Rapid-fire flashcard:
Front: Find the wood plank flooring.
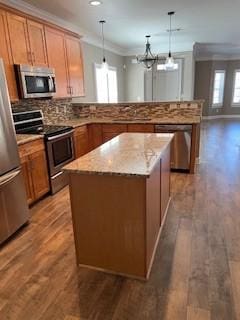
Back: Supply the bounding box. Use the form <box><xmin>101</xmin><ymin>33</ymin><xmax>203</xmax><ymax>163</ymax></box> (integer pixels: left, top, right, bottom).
<box><xmin>0</xmin><ymin>119</ymin><xmax>240</xmax><ymax>320</ymax></box>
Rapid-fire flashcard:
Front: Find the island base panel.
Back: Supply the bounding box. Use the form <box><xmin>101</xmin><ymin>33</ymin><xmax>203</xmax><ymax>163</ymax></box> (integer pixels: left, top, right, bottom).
<box><xmin>69</xmin><ymin>174</ymin><xmax>147</xmax><ymax>278</ymax></box>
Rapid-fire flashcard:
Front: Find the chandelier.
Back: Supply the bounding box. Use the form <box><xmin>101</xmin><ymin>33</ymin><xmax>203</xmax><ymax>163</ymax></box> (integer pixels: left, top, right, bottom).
<box><xmin>137</xmin><ymin>35</ymin><xmax>158</xmax><ymax>69</ymax></box>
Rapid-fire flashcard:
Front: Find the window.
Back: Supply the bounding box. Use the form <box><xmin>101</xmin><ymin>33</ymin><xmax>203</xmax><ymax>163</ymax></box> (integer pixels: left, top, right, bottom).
<box><xmin>95</xmin><ymin>64</ymin><xmax>118</xmax><ymax>103</ymax></box>
<box><xmin>232</xmin><ymin>70</ymin><xmax>240</xmax><ymax>105</ymax></box>
<box><xmin>212</xmin><ymin>70</ymin><xmax>225</xmax><ymax>106</ymax></box>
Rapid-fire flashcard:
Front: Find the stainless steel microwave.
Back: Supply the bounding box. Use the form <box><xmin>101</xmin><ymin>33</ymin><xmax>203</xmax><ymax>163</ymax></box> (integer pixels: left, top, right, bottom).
<box><xmin>15</xmin><ymin>64</ymin><xmax>56</xmax><ymax>99</ymax></box>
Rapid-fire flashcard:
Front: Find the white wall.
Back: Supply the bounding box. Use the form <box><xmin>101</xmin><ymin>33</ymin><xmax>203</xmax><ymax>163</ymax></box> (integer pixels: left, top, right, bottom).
<box><xmin>73</xmin><ymin>41</ymin><xmax>125</xmax><ymax>103</ymax></box>
<box><xmin>124</xmin><ymin>57</ymin><xmax>145</xmax><ymax>102</ymax></box>
<box><xmin>73</xmin><ymin>44</ymin><xmax>195</xmax><ymax>103</ymax></box>
<box><xmin>123</xmin><ymin>51</ymin><xmax>195</xmax><ymax>102</ymax></box>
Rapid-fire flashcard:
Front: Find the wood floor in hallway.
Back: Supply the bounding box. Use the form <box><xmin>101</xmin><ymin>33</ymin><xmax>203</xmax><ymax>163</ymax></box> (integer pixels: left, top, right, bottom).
<box><xmin>0</xmin><ymin>119</ymin><xmax>240</xmax><ymax>320</ymax></box>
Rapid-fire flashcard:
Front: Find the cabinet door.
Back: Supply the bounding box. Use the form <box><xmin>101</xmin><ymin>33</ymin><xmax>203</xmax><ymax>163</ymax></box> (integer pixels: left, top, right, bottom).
<box><xmin>30</xmin><ymin>150</ymin><xmax>50</xmax><ymax>200</ymax></box>
<box><xmin>6</xmin><ymin>13</ymin><xmax>31</xmax><ymax>65</ymax></box>
<box><xmin>0</xmin><ymin>9</ymin><xmax>18</xmax><ymax>101</ymax></box>
<box><xmin>74</xmin><ymin>126</ymin><xmax>89</xmax><ymax>158</ymax></box>
<box><xmin>102</xmin><ymin>132</ymin><xmax>120</xmax><ymax>143</ymax></box>
<box><xmin>88</xmin><ymin>124</ymin><xmax>103</xmax><ymax>150</ymax></box>
<box><xmin>45</xmin><ymin>27</ymin><xmax>69</xmax><ymax>97</ymax></box>
<box><xmin>27</xmin><ymin>19</ymin><xmax>48</xmax><ymax>67</ymax></box>
<box><xmin>65</xmin><ymin>36</ymin><xmax>84</xmax><ymax>97</ymax></box>
<box><xmin>20</xmin><ymin>155</ymin><xmax>35</xmax><ymax>205</ymax></box>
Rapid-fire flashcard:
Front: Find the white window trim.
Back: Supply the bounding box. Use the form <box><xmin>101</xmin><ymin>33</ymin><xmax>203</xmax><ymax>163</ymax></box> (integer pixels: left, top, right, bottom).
<box><xmin>212</xmin><ymin>70</ymin><xmax>225</xmax><ymax>108</ymax></box>
<box><xmin>232</xmin><ymin>69</ymin><xmax>240</xmax><ymax>107</ymax></box>
<box><xmin>94</xmin><ymin>63</ymin><xmax>118</xmax><ymax>103</ymax></box>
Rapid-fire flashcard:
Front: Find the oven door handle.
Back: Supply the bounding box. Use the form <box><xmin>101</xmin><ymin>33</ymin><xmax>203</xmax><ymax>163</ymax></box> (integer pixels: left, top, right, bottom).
<box><xmin>47</xmin><ymin>130</ymin><xmax>74</xmax><ymax>141</ymax></box>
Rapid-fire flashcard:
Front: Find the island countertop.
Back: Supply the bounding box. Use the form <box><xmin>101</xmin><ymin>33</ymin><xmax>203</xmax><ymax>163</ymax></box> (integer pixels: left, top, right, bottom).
<box><xmin>63</xmin><ymin>132</ymin><xmax>174</xmax><ymax>177</ymax></box>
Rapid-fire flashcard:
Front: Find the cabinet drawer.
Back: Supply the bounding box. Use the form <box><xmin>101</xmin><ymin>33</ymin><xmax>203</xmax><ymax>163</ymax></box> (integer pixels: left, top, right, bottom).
<box><xmin>102</xmin><ymin>124</ymin><xmax>127</xmax><ymax>133</ymax></box>
<box><xmin>74</xmin><ymin>125</ymin><xmax>88</xmax><ymax>136</ymax></box>
<box><xmin>127</xmin><ymin>124</ymin><xmax>154</xmax><ymax>133</ymax></box>
<box><xmin>18</xmin><ymin>139</ymin><xmax>44</xmax><ymax>158</ymax></box>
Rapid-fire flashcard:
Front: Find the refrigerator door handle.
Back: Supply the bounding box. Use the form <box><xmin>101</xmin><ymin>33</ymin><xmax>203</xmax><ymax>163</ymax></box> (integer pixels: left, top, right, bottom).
<box><xmin>0</xmin><ymin>170</ymin><xmax>20</xmax><ymax>188</ymax></box>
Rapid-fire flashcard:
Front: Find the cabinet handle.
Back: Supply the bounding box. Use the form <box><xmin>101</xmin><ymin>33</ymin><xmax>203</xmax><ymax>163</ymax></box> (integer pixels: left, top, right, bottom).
<box><xmin>27</xmin><ymin>51</ymin><xmax>32</xmax><ymax>63</ymax></box>
<box><xmin>71</xmin><ymin>87</ymin><xmax>73</xmax><ymax>95</ymax></box>
<box><xmin>32</xmin><ymin>52</ymin><xmax>35</xmax><ymax>63</ymax></box>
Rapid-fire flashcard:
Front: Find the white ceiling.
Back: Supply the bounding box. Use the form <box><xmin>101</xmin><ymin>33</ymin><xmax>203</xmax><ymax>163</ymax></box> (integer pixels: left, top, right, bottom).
<box><xmin>3</xmin><ymin>0</ymin><xmax>240</xmax><ymax>57</ymax></box>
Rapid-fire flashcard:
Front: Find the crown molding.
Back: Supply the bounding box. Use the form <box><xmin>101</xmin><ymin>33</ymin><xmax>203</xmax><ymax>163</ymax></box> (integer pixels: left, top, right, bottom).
<box><xmin>0</xmin><ymin>0</ymin><xmax>126</xmax><ymax>56</ymax></box>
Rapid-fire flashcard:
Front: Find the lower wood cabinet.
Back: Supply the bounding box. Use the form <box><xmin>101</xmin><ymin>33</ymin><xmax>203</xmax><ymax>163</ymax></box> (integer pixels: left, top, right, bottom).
<box><xmin>102</xmin><ymin>124</ymin><xmax>127</xmax><ymax>143</ymax></box>
<box><xmin>73</xmin><ymin>125</ymin><xmax>89</xmax><ymax>158</ymax></box>
<box><xmin>127</xmin><ymin>124</ymin><xmax>155</xmax><ymax>133</ymax></box>
<box><xmin>88</xmin><ymin>124</ymin><xmax>103</xmax><ymax>151</ymax></box>
<box><xmin>18</xmin><ymin>139</ymin><xmax>50</xmax><ymax>205</ymax></box>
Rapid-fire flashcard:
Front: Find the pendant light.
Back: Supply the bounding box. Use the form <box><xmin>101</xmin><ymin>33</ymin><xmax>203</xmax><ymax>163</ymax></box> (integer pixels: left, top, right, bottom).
<box><xmin>99</xmin><ymin>20</ymin><xmax>108</xmax><ymax>73</ymax></box>
<box><xmin>137</xmin><ymin>35</ymin><xmax>158</xmax><ymax>69</ymax></box>
<box><xmin>165</xmin><ymin>11</ymin><xmax>178</xmax><ymax>70</ymax></box>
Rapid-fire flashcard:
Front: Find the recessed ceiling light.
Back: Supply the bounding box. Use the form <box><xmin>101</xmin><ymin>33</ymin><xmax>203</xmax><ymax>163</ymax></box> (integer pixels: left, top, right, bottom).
<box><xmin>89</xmin><ymin>0</ymin><xmax>102</xmax><ymax>6</ymax></box>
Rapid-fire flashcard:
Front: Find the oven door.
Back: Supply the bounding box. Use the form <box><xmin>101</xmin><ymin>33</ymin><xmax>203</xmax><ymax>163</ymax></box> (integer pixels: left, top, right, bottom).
<box><xmin>21</xmin><ymin>72</ymin><xmax>56</xmax><ymax>98</ymax></box>
<box><xmin>46</xmin><ymin>131</ymin><xmax>75</xmax><ymax>177</ymax></box>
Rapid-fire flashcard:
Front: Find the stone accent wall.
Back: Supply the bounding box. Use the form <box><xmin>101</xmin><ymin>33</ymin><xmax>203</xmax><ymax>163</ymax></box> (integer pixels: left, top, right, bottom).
<box><xmin>72</xmin><ymin>101</ymin><xmax>203</xmax><ymax>121</ymax></box>
<box><xmin>11</xmin><ymin>99</ymin><xmax>203</xmax><ymax>123</ymax></box>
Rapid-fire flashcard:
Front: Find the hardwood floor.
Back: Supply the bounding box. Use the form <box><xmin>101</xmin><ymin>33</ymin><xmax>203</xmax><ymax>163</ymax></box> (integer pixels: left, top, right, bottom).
<box><xmin>0</xmin><ymin>119</ymin><xmax>240</xmax><ymax>320</ymax></box>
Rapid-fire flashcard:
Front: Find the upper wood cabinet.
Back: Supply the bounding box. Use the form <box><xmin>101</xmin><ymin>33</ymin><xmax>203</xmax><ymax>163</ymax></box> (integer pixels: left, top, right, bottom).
<box><xmin>0</xmin><ymin>9</ymin><xmax>18</xmax><ymax>101</ymax></box>
<box><xmin>0</xmin><ymin>5</ymin><xmax>85</xmax><ymax>100</ymax></box>
<box><xmin>6</xmin><ymin>13</ymin><xmax>31</xmax><ymax>65</ymax></box>
<box><xmin>27</xmin><ymin>19</ymin><xmax>48</xmax><ymax>67</ymax></box>
<box><xmin>45</xmin><ymin>27</ymin><xmax>69</xmax><ymax>98</ymax></box>
<box><xmin>65</xmin><ymin>35</ymin><xmax>85</xmax><ymax>97</ymax></box>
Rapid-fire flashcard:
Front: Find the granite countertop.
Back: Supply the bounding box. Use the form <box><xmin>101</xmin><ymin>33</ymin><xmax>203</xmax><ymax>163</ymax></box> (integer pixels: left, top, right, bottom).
<box><xmin>16</xmin><ymin>134</ymin><xmax>43</xmax><ymax>146</ymax></box>
<box><xmin>52</xmin><ymin>116</ymin><xmax>201</xmax><ymax>129</ymax></box>
<box><xmin>63</xmin><ymin>132</ymin><xmax>174</xmax><ymax>177</ymax></box>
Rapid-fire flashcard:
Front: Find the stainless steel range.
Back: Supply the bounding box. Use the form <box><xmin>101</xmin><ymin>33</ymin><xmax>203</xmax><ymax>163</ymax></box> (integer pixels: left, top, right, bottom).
<box><xmin>13</xmin><ymin>110</ymin><xmax>75</xmax><ymax>194</ymax></box>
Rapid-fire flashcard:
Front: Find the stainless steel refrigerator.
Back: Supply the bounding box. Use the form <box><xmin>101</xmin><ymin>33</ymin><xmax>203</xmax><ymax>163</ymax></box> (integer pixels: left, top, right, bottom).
<box><xmin>0</xmin><ymin>58</ymin><xmax>29</xmax><ymax>244</ymax></box>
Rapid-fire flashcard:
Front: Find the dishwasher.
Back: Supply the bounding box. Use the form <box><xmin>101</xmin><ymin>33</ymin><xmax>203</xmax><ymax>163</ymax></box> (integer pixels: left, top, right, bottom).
<box><xmin>155</xmin><ymin>124</ymin><xmax>192</xmax><ymax>171</ymax></box>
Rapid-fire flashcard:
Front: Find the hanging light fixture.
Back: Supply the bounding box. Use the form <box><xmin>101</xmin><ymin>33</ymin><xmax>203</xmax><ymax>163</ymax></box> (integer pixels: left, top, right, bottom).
<box><xmin>99</xmin><ymin>20</ymin><xmax>108</xmax><ymax>73</ymax></box>
<box><xmin>164</xmin><ymin>11</ymin><xmax>178</xmax><ymax>70</ymax></box>
<box><xmin>137</xmin><ymin>35</ymin><xmax>158</xmax><ymax>69</ymax></box>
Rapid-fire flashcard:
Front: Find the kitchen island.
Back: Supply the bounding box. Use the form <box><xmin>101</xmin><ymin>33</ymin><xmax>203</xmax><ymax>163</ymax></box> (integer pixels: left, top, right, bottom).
<box><xmin>64</xmin><ymin>132</ymin><xmax>174</xmax><ymax>280</ymax></box>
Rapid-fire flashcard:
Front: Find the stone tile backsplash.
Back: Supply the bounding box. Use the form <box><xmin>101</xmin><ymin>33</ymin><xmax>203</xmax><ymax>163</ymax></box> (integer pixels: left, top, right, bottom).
<box><xmin>11</xmin><ymin>99</ymin><xmax>203</xmax><ymax>123</ymax></box>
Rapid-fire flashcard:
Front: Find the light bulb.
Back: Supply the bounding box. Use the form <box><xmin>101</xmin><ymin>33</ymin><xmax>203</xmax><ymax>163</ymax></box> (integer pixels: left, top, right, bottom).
<box><xmin>101</xmin><ymin>60</ymin><xmax>108</xmax><ymax>74</ymax></box>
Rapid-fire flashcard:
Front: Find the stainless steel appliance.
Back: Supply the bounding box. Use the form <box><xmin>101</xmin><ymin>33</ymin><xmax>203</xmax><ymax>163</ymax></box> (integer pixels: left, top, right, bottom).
<box><xmin>13</xmin><ymin>110</ymin><xmax>74</xmax><ymax>194</ymax></box>
<box><xmin>0</xmin><ymin>59</ymin><xmax>29</xmax><ymax>245</ymax></box>
<box><xmin>15</xmin><ymin>64</ymin><xmax>56</xmax><ymax>99</ymax></box>
<box><xmin>155</xmin><ymin>124</ymin><xmax>192</xmax><ymax>171</ymax></box>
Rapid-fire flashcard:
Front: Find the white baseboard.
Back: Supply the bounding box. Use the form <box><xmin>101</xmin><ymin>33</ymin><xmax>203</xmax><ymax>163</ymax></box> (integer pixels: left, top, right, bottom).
<box><xmin>203</xmin><ymin>114</ymin><xmax>240</xmax><ymax>120</ymax></box>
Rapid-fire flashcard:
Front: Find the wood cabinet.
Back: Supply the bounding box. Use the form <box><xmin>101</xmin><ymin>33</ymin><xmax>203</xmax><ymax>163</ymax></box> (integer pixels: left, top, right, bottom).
<box><xmin>0</xmin><ymin>9</ymin><xmax>18</xmax><ymax>101</ymax></box>
<box><xmin>74</xmin><ymin>126</ymin><xmax>89</xmax><ymax>158</ymax></box>
<box><xmin>0</xmin><ymin>4</ymin><xmax>85</xmax><ymax>100</ymax></box>
<box><xmin>45</xmin><ymin>27</ymin><xmax>69</xmax><ymax>98</ymax></box>
<box><xmin>6</xmin><ymin>12</ymin><xmax>30</xmax><ymax>65</ymax></box>
<box><xmin>127</xmin><ymin>124</ymin><xmax>155</xmax><ymax>133</ymax></box>
<box><xmin>27</xmin><ymin>19</ymin><xmax>48</xmax><ymax>67</ymax></box>
<box><xmin>19</xmin><ymin>139</ymin><xmax>50</xmax><ymax>205</ymax></box>
<box><xmin>88</xmin><ymin>124</ymin><xmax>103</xmax><ymax>150</ymax></box>
<box><xmin>102</xmin><ymin>124</ymin><xmax>127</xmax><ymax>143</ymax></box>
<box><xmin>65</xmin><ymin>35</ymin><xmax>84</xmax><ymax>97</ymax></box>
